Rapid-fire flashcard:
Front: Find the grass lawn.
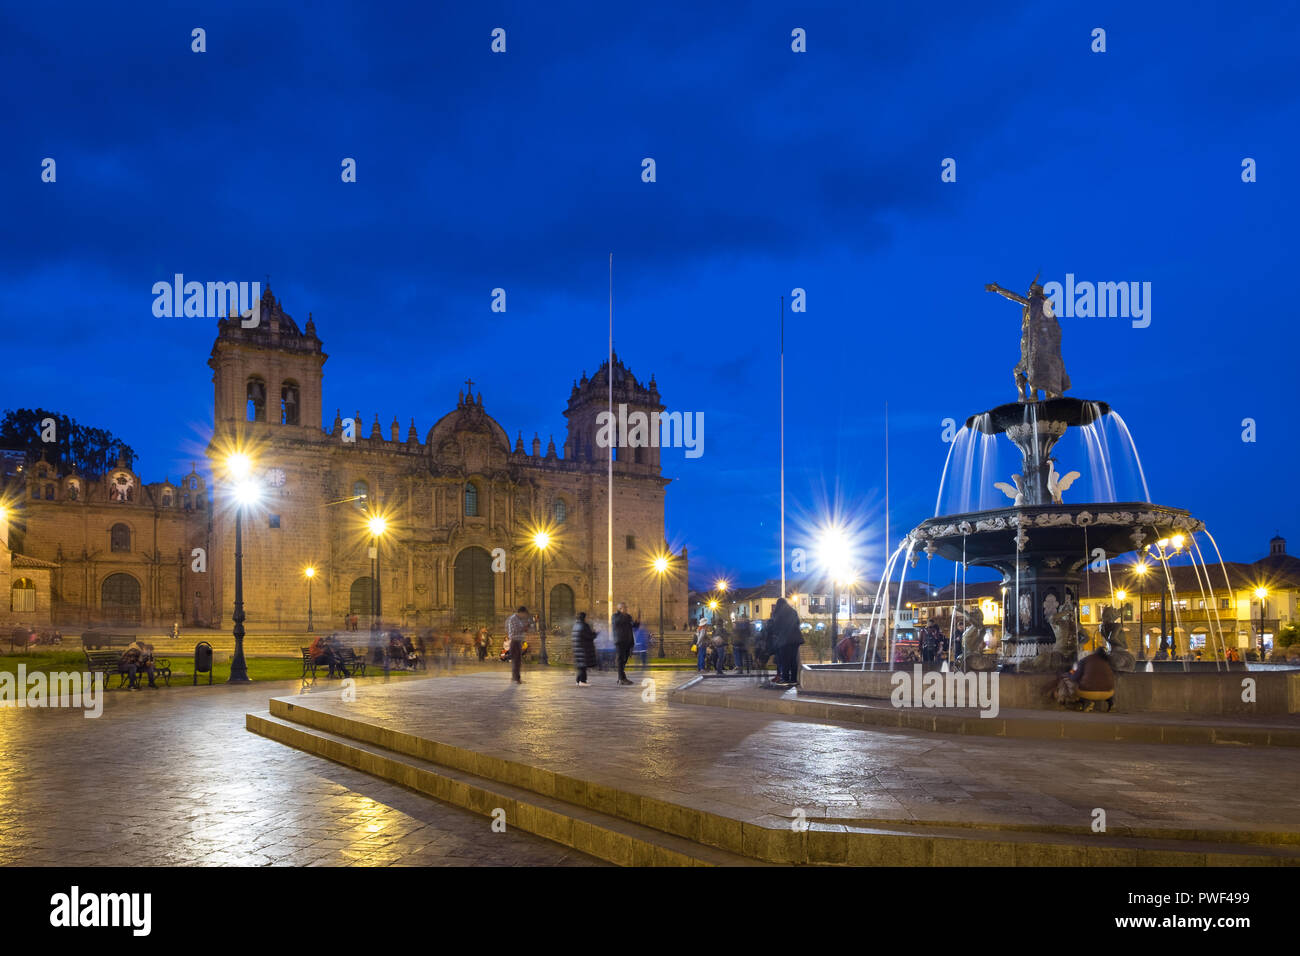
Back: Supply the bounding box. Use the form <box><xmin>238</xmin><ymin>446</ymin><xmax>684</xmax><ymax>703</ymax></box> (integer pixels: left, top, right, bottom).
<box><xmin>0</xmin><ymin>651</ymin><xmax>421</xmax><ymax>686</ymax></box>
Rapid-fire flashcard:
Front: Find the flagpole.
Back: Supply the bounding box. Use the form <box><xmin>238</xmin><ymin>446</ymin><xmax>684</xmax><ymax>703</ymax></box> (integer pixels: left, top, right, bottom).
<box><xmin>608</xmin><ymin>253</ymin><xmax>614</xmax><ymax>631</ymax></box>
<box><xmin>780</xmin><ymin>295</ymin><xmax>785</xmax><ymax>602</ymax></box>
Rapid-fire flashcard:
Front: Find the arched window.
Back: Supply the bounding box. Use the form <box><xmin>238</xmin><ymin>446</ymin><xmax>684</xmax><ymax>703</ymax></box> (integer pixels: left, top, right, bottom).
<box><xmin>44</xmin><ymin>484</ymin><xmax>55</xmax><ymax>499</ymax></box>
<box><xmin>110</xmin><ymin>523</ymin><xmax>131</xmax><ymax>553</ymax></box>
<box><xmin>464</xmin><ymin>482</ymin><xmax>479</xmax><ymax>517</ymax></box>
<box><xmin>162</xmin><ymin>489</ymin><xmax>173</xmax><ymax>507</ymax></box>
<box><xmin>554</xmin><ymin>499</ymin><xmax>567</xmax><ymax>524</ymax></box>
<box><xmin>353</xmin><ymin>480</ymin><xmax>369</xmax><ymax>510</ymax></box>
<box><xmin>246</xmin><ymin>377</ymin><xmax>267</xmax><ymax>422</ymax></box>
<box><xmin>183</xmin><ymin>492</ymin><xmax>191</xmax><ymax>509</ymax></box>
<box><xmin>11</xmin><ymin>578</ymin><xmax>35</xmax><ymax>613</ymax></box>
<box><xmin>196</xmin><ymin>493</ymin><xmax>206</xmax><ymax>510</ymax></box>
<box><xmin>281</xmin><ymin>381</ymin><xmax>300</xmax><ymax>425</ymax></box>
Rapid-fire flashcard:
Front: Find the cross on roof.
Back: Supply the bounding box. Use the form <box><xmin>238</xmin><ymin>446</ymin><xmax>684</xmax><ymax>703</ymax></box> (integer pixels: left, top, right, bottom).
<box><xmin>464</xmin><ymin>377</ymin><xmax>474</xmax><ymax>393</ymax></box>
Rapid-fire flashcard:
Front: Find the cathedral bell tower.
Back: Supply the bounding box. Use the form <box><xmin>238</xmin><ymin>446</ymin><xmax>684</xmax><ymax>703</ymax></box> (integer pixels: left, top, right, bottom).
<box><xmin>207</xmin><ymin>287</ymin><xmax>327</xmax><ymax>444</ymax></box>
<box><xmin>563</xmin><ymin>353</ymin><xmax>664</xmax><ymax>474</ymax></box>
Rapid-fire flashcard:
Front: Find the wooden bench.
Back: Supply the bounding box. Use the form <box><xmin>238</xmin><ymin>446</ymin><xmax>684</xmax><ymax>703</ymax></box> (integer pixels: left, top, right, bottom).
<box><xmin>83</xmin><ymin>649</ymin><xmax>172</xmax><ymax>688</ymax></box>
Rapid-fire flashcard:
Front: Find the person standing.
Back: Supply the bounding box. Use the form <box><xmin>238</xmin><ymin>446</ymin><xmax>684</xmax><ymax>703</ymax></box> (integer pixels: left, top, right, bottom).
<box><xmin>695</xmin><ymin>619</ymin><xmax>709</xmax><ymax>672</ymax></box>
<box><xmin>612</xmin><ymin>602</ymin><xmax>637</xmax><ymax>686</ymax></box>
<box><xmin>768</xmin><ymin>597</ymin><xmax>803</xmax><ymax>685</ymax></box>
<box><xmin>572</xmin><ymin>612</ymin><xmax>597</xmax><ymax>686</ymax></box>
<box><xmin>505</xmin><ymin>606</ymin><xmax>530</xmax><ymax>683</ymax></box>
<box><xmin>732</xmin><ymin>617</ymin><xmax>752</xmax><ymax>674</ymax></box>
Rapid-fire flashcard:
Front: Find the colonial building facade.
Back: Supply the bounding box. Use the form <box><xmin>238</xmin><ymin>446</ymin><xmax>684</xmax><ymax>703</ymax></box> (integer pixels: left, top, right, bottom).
<box><xmin>3</xmin><ymin>288</ymin><xmax>687</xmax><ymax>633</ymax></box>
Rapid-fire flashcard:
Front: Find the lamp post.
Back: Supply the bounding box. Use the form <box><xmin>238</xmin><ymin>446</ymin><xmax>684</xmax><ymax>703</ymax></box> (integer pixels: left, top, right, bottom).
<box><xmin>368</xmin><ymin>514</ymin><xmax>387</xmax><ymax>635</ymax></box>
<box><xmin>534</xmin><ymin>531</ymin><xmax>551</xmax><ymax>665</ymax></box>
<box><xmin>653</xmin><ymin>555</ymin><xmax>670</xmax><ymax>658</ymax></box>
<box><xmin>225</xmin><ymin>453</ymin><xmax>257</xmax><ymax>684</ymax></box>
<box><xmin>1255</xmin><ymin>587</ymin><xmax>1268</xmax><ymax>658</ymax></box>
<box><xmin>1134</xmin><ymin>562</ymin><xmax>1148</xmax><ymax>658</ymax></box>
<box><xmin>305</xmin><ymin>566</ymin><xmax>316</xmax><ymax>632</ymax></box>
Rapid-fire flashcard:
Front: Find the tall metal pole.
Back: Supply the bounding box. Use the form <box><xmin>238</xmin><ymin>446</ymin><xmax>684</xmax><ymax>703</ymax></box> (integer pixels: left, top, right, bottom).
<box><xmin>658</xmin><ymin>572</ymin><xmax>665</xmax><ymax>659</ymax></box>
<box><xmin>539</xmin><ymin>548</ymin><xmax>548</xmax><ymax>665</ymax></box>
<box><xmin>306</xmin><ymin>574</ymin><xmax>314</xmax><ymax>632</ymax></box>
<box><xmin>1138</xmin><ymin>583</ymin><xmax>1144</xmax><ymax>659</ymax></box>
<box><xmin>780</xmin><ymin>296</ymin><xmax>785</xmax><ymax>601</ymax></box>
<box><xmin>830</xmin><ymin>579</ymin><xmax>838</xmax><ymax>664</ymax></box>
<box><xmin>228</xmin><ymin>503</ymin><xmax>250</xmax><ymax>683</ymax></box>
<box><xmin>608</xmin><ymin>253</ymin><xmax>614</xmax><ymax>636</ymax></box>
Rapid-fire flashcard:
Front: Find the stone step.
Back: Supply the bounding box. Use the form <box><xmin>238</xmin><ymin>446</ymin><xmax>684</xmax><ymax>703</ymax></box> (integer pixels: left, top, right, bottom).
<box><xmin>253</xmin><ymin>696</ymin><xmax>1300</xmax><ymax>866</ymax></box>
<box><xmin>246</xmin><ymin>710</ymin><xmax>757</xmax><ymax>867</ymax></box>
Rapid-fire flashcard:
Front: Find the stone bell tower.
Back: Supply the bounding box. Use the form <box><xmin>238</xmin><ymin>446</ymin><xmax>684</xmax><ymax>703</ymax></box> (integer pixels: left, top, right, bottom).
<box><xmin>563</xmin><ymin>353</ymin><xmax>664</xmax><ymax>475</ymax></box>
<box><xmin>208</xmin><ymin>287</ymin><xmax>327</xmax><ymax>441</ymax></box>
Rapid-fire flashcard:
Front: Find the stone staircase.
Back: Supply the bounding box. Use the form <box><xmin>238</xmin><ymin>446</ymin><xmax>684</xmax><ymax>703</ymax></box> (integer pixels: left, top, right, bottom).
<box><xmin>248</xmin><ymin>694</ymin><xmax>1300</xmax><ymax>867</ymax></box>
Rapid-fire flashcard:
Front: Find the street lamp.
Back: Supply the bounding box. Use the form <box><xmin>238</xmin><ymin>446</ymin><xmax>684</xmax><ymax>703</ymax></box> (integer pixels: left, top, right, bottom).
<box><xmin>1145</xmin><ymin>537</ymin><xmax>1187</xmax><ymax>657</ymax></box>
<box><xmin>534</xmin><ymin>530</ymin><xmax>551</xmax><ymax>665</ymax></box>
<box><xmin>653</xmin><ymin>554</ymin><xmax>670</xmax><ymax>658</ymax></box>
<box><xmin>1133</xmin><ymin>561</ymin><xmax>1149</xmax><ymax>657</ymax></box>
<box><xmin>225</xmin><ymin>452</ymin><xmax>259</xmax><ymax>684</ymax></box>
<box><xmin>367</xmin><ymin>514</ymin><xmax>387</xmax><ymax>635</ymax></box>
<box><xmin>819</xmin><ymin>525</ymin><xmax>851</xmax><ymax>663</ymax></box>
<box><xmin>304</xmin><ymin>566</ymin><xmax>316</xmax><ymax>633</ymax></box>
<box><xmin>1254</xmin><ymin>586</ymin><xmax>1268</xmax><ymax>657</ymax></box>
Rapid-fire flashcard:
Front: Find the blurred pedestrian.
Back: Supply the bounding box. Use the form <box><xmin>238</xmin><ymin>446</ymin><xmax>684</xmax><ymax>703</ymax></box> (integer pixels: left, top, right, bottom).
<box><xmin>572</xmin><ymin>612</ymin><xmax>597</xmax><ymax>686</ymax></box>
<box><xmin>613</xmin><ymin>602</ymin><xmax>637</xmax><ymax>686</ymax></box>
<box><xmin>633</xmin><ymin>622</ymin><xmax>650</xmax><ymax>668</ymax></box>
<box><xmin>505</xmin><ymin>606</ymin><xmax>530</xmax><ymax>683</ymax></box>
<box><xmin>732</xmin><ymin>616</ymin><xmax>752</xmax><ymax>673</ymax></box>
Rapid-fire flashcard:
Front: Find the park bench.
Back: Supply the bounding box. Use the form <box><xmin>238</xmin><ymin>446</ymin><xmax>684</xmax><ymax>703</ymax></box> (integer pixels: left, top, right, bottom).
<box><xmin>300</xmin><ymin>647</ymin><xmax>366</xmax><ymax>680</ymax></box>
<box><xmin>81</xmin><ymin>631</ymin><xmax>135</xmax><ymax>651</ymax></box>
<box><xmin>82</xmin><ymin>649</ymin><xmax>172</xmax><ymax>688</ymax></box>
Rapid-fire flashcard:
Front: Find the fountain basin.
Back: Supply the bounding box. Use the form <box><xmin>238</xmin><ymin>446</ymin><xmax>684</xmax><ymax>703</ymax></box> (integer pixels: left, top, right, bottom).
<box><xmin>801</xmin><ymin>663</ymin><xmax>1300</xmax><ymax>715</ymax></box>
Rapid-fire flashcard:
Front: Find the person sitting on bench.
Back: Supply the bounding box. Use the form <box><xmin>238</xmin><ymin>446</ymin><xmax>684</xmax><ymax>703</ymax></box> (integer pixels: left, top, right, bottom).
<box><xmin>310</xmin><ymin>633</ymin><xmax>349</xmax><ymax>678</ymax></box>
<box><xmin>121</xmin><ymin>638</ymin><xmax>158</xmax><ymax>690</ymax></box>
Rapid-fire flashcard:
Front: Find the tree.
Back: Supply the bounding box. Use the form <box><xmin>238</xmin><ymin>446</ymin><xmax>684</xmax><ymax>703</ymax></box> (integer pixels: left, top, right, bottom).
<box><xmin>0</xmin><ymin>408</ymin><xmax>136</xmax><ymax>479</ymax></box>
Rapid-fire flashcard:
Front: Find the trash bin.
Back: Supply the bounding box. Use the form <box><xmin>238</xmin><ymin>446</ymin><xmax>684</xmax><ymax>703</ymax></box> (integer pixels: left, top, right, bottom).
<box><xmin>193</xmin><ymin>641</ymin><xmax>214</xmax><ymax>685</ymax></box>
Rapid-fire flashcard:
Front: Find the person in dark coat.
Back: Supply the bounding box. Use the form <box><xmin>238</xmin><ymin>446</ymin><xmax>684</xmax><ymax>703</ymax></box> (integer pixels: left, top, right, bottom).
<box><xmin>767</xmin><ymin>598</ymin><xmax>803</xmax><ymax>685</ymax></box>
<box><xmin>572</xmin><ymin>612</ymin><xmax>597</xmax><ymax>686</ymax></box>
<box><xmin>732</xmin><ymin>617</ymin><xmax>752</xmax><ymax>674</ymax></box>
<box><xmin>612</xmin><ymin>602</ymin><xmax>638</xmax><ymax>686</ymax></box>
<box><xmin>1068</xmin><ymin>647</ymin><xmax>1117</xmax><ymax>711</ymax></box>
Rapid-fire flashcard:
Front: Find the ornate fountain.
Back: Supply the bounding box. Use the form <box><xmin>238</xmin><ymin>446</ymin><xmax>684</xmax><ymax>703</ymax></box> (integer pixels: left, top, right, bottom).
<box><xmin>906</xmin><ymin>279</ymin><xmax>1204</xmax><ymax>672</ymax></box>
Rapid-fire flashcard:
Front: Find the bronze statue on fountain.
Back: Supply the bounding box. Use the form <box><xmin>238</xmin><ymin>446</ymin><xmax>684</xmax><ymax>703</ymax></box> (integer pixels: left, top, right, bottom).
<box><xmin>905</xmin><ymin>279</ymin><xmax>1205</xmax><ymax>672</ymax></box>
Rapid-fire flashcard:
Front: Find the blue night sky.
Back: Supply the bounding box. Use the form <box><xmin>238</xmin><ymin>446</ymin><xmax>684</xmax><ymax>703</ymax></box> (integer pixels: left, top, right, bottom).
<box><xmin>3</xmin><ymin>1</ymin><xmax>1297</xmax><ymax>590</ymax></box>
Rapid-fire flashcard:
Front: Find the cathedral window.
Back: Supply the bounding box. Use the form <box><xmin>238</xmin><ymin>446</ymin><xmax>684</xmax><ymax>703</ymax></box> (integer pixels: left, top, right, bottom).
<box><xmin>281</xmin><ymin>381</ymin><xmax>300</xmax><ymax>426</ymax></box>
<box><xmin>246</xmin><ymin>377</ymin><xmax>267</xmax><ymax>422</ymax></box>
<box><xmin>554</xmin><ymin>499</ymin><xmax>567</xmax><ymax>524</ymax></box>
<box><xmin>162</xmin><ymin>489</ymin><xmax>173</xmax><ymax>507</ymax></box>
<box><xmin>626</xmin><ymin>534</ymin><xmax>636</xmax><ymax>550</ymax></box>
<box><xmin>464</xmin><ymin>482</ymin><xmax>479</xmax><ymax>517</ymax></box>
<box><xmin>110</xmin><ymin>523</ymin><xmax>131</xmax><ymax>553</ymax></box>
<box><xmin>353</xmin><ymin>480</ymin><xmax>369</xmax><ymax>510</ymax></box>
<box><xmin>44</xmin><ymin>484</ymin><xmax>55</xmax><ymax>500</ymax></box>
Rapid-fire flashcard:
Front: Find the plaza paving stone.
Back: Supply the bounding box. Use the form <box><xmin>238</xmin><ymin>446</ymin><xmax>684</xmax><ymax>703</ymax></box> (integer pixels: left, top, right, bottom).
<box><xmin>0</xmin><ymin>674</ymin><xmax>604</xmax><ymax>866</ymax></box>
<box><xmin>268</xmin><ymin>666</ymin><xmax>1300</xmax><ymax>840</ymax></box>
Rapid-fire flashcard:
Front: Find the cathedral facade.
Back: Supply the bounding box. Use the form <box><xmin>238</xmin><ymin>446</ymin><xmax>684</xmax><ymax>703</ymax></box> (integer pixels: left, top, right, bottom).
<box><xmin>3</xmin><ymin>288</ymin><xmax>686</xmax><ymax>634</ymax></box>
